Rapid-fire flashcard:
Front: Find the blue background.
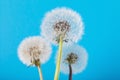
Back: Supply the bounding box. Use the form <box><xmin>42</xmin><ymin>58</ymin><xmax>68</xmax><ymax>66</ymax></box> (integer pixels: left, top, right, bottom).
<box><xmin>0</xmin><ymin>0</ymin><xmax>120</xmax><ymax>80</ymax></box>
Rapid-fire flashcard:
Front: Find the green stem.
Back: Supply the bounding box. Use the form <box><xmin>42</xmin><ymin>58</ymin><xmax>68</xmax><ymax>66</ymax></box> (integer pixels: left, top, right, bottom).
<box><xmin>37</xmin><ymin>66</ymin><xmax>43</xmax><ymax>80</ymax></box>
<box><xmin>54</xmin><ymin>36</ymin><xmax>63</xmax><ymax>80</ymax></box>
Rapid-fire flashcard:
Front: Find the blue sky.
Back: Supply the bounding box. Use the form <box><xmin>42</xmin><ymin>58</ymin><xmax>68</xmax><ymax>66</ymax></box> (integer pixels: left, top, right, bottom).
<box><xmin>0</xmin><ymin>0</ymin><xmax>120</xmax><ymax>80</ymax></box>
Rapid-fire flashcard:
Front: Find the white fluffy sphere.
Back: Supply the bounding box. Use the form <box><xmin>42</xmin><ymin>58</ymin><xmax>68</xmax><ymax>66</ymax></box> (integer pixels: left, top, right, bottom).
<box><xmin>41</xmin><ymin>7</ymin><xmax>84</xmax><ymax>45</ymax></box>
<box><xmin>60</xmin><ymin>44</ymin><xmax>88</xmax><ymax>74</ymax></box>
<box><xmin>18</xmin><ymin>36</ymin><xmax>52</xmax><ymax>66</ymax></box>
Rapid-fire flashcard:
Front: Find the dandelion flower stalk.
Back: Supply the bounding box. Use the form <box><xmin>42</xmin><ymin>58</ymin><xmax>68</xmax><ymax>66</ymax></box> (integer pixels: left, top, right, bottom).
<box><xmin>69</xmin><ymin>64</ymin><xmax>72</xmax><ymax>80</ymax></box>
<box><xmin>37</xmin><ymin>65</ymin><xmax>43</xmax><ymax>80</ymax></box>
<box><xmin>54</xmin><ymin>36</ymin><xmax>63</xmax><ymax>80</ymax></box>
<box><xmin>32</xmin><ymin>59</ymin><xmax>43</xmax><ymax>80</ymax></box>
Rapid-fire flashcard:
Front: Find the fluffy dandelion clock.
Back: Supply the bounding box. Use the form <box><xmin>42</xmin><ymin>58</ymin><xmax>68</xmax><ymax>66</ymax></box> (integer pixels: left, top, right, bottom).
<box><xmin>60</xmin><ymin>44</ymin><xmax>88</xmax><ymax>80</ymax></box>
<box><xmin>18</xmin><ymin>36</ymin><xmax>52</xmax><ymax>80</ymax></box>
<box><xmin>41</xmin><ymin>7</ymin><xmax>84</xmax><ymax>44</ymax></box>
<box><xmin>18</xmin><ymin>36</ymin><xmax>51</xmax><ymax>66</ymax></box>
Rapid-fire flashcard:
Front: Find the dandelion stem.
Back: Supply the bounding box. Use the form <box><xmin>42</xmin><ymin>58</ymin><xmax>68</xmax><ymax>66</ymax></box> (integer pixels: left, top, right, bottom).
<box><xmin>69</xmin><ymin>64</ymin><xmax>72</xmax><ymax>80</ymax></box>
<box><xmin>54</xmin><ymin>36</ymin><xmax>63</xmax><ymax>80</ymax></box>
<box><xmin>37</xmin><ymin>66</ymin><xmax>43</xmax><ymax>80</ymax></box>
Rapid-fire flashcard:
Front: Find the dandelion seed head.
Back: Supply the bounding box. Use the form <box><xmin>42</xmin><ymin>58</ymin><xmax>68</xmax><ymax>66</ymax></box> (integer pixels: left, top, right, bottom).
<box><xmin>64</xmin><ymin>52</ymin><xmax>78</xmax><ymax>65</ymax></box>
<box><xmin>18</xmin><ymin>36</ymin><xmax>52</xmax><ymax>66</ymax></box>
<box><xmin>54</xmin><ymin>21</ymin><xmax>70</xmax><ymax>37</ymax></box>
<box><xmin>60</xmin><ymin>44</ymin><xmax>88</xmax><ymax>74</ymax></box>
<box><xmin>41</xmin><ymin>7</ymin><xmax>84</xmax><ymax>45</ymax></box>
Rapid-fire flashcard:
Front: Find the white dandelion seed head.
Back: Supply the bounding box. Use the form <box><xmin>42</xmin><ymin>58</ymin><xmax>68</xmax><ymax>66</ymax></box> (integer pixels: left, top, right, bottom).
<box><xmin>60</xmin><ymin>44</ymin><xmax>88</xmax><ymax>74</ymax></box>
<box><xmin>18</xmin><ymin>36</ymin><xmax>52</xmax><ymax>66</ymax></box>
<box><xmin>41</xmin><ymin>7</ymin><xmax>84</xmax><ymax>45</ymax></box>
